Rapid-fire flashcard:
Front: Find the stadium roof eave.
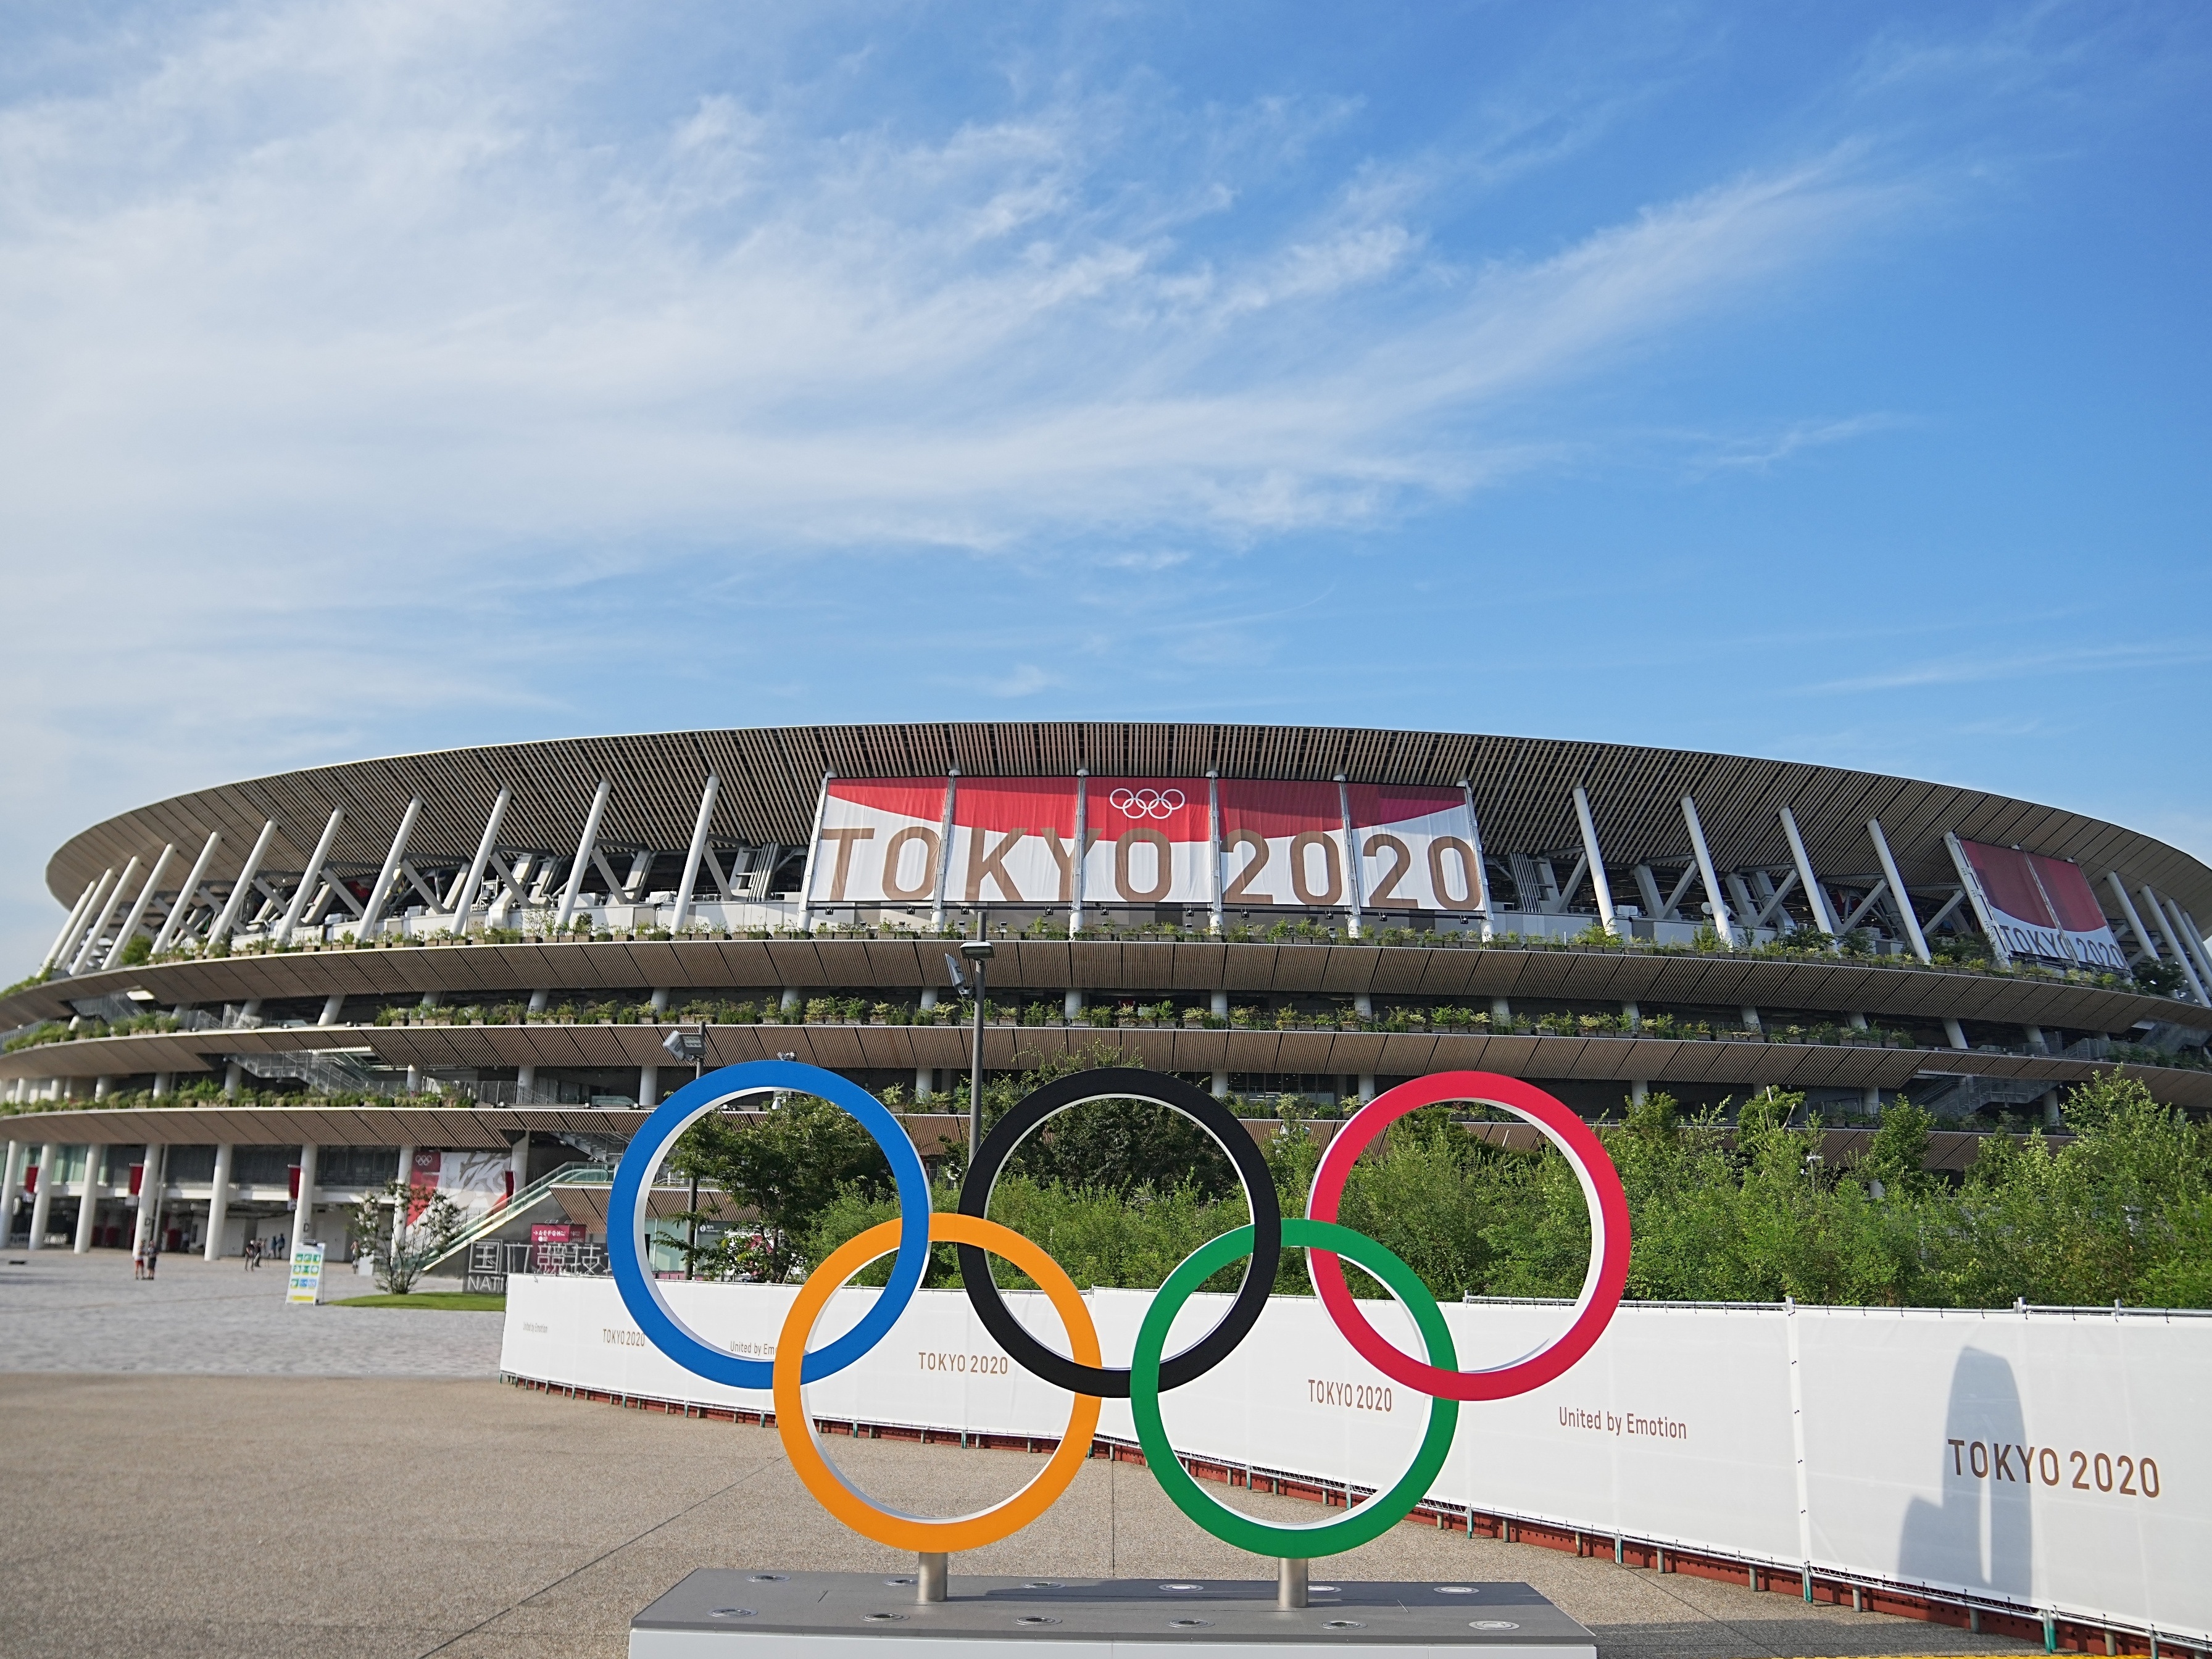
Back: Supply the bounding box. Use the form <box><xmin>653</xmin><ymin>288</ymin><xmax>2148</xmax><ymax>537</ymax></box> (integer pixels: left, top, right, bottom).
<box><xmin>40</xmin><ymin>722</ymin><xmax>2212</xmax><ymax>920</ymax></box>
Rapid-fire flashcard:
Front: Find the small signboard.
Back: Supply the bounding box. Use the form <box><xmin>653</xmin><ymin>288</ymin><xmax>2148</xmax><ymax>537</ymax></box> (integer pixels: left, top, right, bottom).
<box><xmin>466</xmin><ymin>1240</ymin><xmax>508</xmax><ymax>1295</ymax></box>
<box><xmin>286</xmin><ymin>1241</ymin><xmax>325</xmax><ymax>1304</ymax></box>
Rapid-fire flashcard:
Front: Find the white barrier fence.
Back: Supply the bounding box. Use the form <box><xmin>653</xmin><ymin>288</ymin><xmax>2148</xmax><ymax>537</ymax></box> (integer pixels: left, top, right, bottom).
<box><xmin>502</xmin><ymin>1279</ymin><xmax>2207</xmax><ymax>1645</ymax></box>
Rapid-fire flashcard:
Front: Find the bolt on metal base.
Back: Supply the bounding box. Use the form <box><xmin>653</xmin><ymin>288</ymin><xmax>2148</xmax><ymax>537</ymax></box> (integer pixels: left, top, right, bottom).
<box><xmin>917</xmin><ymin>1552</ymin><xmax>948</xmax><ymax>1603</ymax></box>
<box><xmin>1278</xmin><ymin>1558</ymin><xmax>1308</xmax><ymax>1609</ymax></box>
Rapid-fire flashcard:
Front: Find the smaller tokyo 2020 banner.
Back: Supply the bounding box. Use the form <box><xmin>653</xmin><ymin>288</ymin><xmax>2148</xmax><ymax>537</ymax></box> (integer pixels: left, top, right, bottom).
<box><xmin>1948</xmin><ymin>836</ymin><xmax>2127</xmax><ymax>971</ymax></box>
<box><xmin>805</xmin><ymin>776</ymin><xmax>1486</xmax><ymax>912</ymax></box>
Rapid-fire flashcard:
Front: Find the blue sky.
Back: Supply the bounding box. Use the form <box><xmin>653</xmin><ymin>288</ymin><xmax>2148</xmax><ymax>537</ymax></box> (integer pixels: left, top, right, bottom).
<box><xmin>1</xmin><ymin>1</ymin><xmax>2206</xmax><ymax>967</ymax></box>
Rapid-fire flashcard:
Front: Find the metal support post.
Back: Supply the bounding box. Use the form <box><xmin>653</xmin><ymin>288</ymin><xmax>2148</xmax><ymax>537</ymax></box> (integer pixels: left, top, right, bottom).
<box><xmin>208</xmin><ymin>821</ymin><xmax>280</xmax><ymax>948</ymax></box>
<box><xmin>205</xmin><ymin>1144</ymin><xmax>233</xmax><ymax>1260</ymax></box>
<box><xmin>917</xmin><ymin>1553</ymin><xmax>947</xmax><ymax>1603</ymax></box>
<box><xmin>1070</xmin><ymin>770</ymin><xmax>1088</xmax><ymax>934</ymax></box>
<box><xmin>1278</xmin><ymin>1557</ymin><xmax>1309</xmax><ymax>1609</ymax></box>
<box><xmin>970</xmin><ymin>956</ymin><xmax>987</xmax><ymax>1155</ymax></box>
<box><xmin>357</xmin><ymin>797</ymin><xmax>423</xmax><ymax>940</ymax></box>
<box><xmin>102</xmin><ymin>844</ymin><xmax>176</xmax><ymax>970</ymax></box>
<box><xmin>1942</xmin><ymin>831</ymin><xmax>2010</xmax><ymax>967</ymax></box>
<box><xmin>1207</xmin><ymin>771</ymin><xmax>1224</xmax><ymax>934</ymax></box>
<box><xmin>792</xmin><ymin>772</ymin><xmax>833</xmax><ymax>933</ymax></box>
<box><xmin>554</xmin><ymin>780</ymin><xmax>612</xmax><ymax>933</ymax></box>
<box><xmin>1572</xmin><ymin>785</ymin><xmax>1618</xmax><ymax>935</ymax></box>
<box><xmin>72</xmin><ymin>857</ymin><xmax>141</xmax><ymax>973</ymax></box>
<box><xmin>449</xmin><ymin>789</ymin><xmax>513</xmax><ymax>935</ymax></box>
<box><xmin>149</xmin><ymin>832</ymin><xmax>224</xmax><ymax>955</ymax></box>
<box><xmin>1866</xmin><ymin>818</ymin><xmax>1930</xmax><ymax>962</ymax></box>
<box><xmin>1458</xmin><ymin>780</ymin><xmax>1491</xmax><ymax>915</ymax></box>
<box><xmin>1336</xmin><ymin>775</ymin><xmax>1364</xmax><ymax>938</ymax></box>
<box><xmin>670</xmin><ymin>773</ymin><xmax>721</xmax><ymax>934</ymax></box>
<box><xmin>272</xmin><ymin>809</ymin><xmax>344</xmax><ymax>946</ymax></box>
<box><xmin>929</xmin><ymin>773</ymin><xmax>959</xmax><ymax>933</ymax></box>
<box><xmin>1681</xmin><ymin>796</ymin><xmax>1736</xmax><ymax>947</ymax></box>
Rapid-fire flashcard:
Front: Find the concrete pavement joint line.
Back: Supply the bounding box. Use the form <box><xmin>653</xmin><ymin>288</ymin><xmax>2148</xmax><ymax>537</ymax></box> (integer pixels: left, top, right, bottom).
<box><xmin>412</xmin><ymin>1458</ymin><xmax>781</xmax><ymax>1659</ymax></box>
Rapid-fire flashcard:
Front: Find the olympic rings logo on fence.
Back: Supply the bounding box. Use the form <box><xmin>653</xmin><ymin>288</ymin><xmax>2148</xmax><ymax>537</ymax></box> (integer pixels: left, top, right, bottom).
<box><xmin>1108</xmin><ymin>786</ymin><xmax>1184</xmax><ymax>820</ymax></box>
<box><xmin>609</xmin><ymin>1061</ymin><xmax>1630</xmax><ymax>1558</ymax></box>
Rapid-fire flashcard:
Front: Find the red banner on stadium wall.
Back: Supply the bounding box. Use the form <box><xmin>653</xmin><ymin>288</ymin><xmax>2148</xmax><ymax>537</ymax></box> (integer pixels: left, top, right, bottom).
<box><xmin>805</xmin><ymin>778</ymin><xmax>1485</xmax><ymax>913</ymax></box>
<box><xmin>1947</xmin><ymin>834</ymin><xmax>2127</xmax><ymax>970</ymax></box>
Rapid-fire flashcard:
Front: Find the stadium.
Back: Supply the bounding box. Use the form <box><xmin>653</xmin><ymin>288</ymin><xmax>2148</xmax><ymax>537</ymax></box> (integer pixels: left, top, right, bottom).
<box><xmin>3</xmin><ymin>721</ymin><xmax>2210</xmax><ymax>1270</ymax></box>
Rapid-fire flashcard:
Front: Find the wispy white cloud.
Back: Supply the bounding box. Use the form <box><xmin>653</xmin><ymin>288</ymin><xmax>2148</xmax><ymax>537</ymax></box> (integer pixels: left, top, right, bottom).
<box><xmin>1798</xmin><ymin>640</ymin><xmax>2212</xmax><ymax>696</ymax></box>
<box><xmin>0</xmin><ymin>1</ymin><xmax>2001</xmax><ymax>962</ymax></box>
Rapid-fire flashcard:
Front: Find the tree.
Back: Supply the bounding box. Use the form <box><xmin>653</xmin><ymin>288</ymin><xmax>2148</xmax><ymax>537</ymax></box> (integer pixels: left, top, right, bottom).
<box><xmin>346</xmin><ymin>1181</ymin><xmax>464</xmax><ymax>1294</ymax></box>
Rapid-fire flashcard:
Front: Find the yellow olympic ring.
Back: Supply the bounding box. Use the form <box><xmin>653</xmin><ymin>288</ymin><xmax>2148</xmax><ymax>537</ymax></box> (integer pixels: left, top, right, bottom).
<box><xmin>773</xmin><ymin>1212</ymin><xmax>1103</xmax><ymax>1553</ymax></box>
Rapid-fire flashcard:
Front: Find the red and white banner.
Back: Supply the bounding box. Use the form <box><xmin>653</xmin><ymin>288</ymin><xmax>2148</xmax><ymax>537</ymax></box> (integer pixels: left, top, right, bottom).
<box><xmin>1947</xmin><ymin>836</ymin><xmax>2127</xmax><ymax>971</ymax></box>
<box><xmin>804</xmin><ymin>777</ymin><xmax>1486</xmax><ymax>913</ymax></box>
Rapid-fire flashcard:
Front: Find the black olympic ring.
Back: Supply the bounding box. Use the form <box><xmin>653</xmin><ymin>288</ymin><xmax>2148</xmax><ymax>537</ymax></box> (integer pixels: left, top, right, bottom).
<box><xmin>956</xmin><ymin>1068</ymin><xmax>1282</xmax><ymax>1399</ymax></box>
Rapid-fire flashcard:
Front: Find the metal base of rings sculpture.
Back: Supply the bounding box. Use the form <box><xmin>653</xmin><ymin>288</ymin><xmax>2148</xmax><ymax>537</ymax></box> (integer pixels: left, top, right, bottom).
<box><xmin>611</xmin><ymin>1060</ymin><xmax>1629</xmax><ymax>1582</ymax></box>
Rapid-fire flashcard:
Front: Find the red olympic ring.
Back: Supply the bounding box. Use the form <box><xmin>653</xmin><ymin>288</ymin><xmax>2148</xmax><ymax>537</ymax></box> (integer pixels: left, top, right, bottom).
<box><xmin>1305</xmin><ymin>1071</ymin><xmax>1631</xmax><ymax>1402</ymax></box>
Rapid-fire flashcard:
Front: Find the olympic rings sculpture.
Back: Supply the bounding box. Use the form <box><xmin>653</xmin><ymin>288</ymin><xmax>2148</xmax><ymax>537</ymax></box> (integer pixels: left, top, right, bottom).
<box><xmin>610</xmin><ymin>1060</ymin><xmax>1629</xmax><ymax>1559</ymax></box>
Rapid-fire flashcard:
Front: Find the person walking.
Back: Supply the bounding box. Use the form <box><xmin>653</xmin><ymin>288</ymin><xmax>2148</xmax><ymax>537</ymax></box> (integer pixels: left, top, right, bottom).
<box><xmin>131</xmin><ymin>1242</ymin><xmax>145</xmax><ymax>1281</ymax></box>
<box><xmin>144</xmin><ymin>1239</ymin><xmax>159</xmax><ymax>1279</ymax></box>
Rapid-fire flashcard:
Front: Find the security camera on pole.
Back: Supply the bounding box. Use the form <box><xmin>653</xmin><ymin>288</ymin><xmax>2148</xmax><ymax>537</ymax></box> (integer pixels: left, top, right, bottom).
<box><xmin>944</xmin><ymin>936</ymin><xmax>995</xmax><ymax>1161</ymax></box>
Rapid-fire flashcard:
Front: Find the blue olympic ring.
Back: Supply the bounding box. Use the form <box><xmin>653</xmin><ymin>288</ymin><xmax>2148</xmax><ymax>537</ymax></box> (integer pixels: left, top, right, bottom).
<box><xmin>607</xmin><ymin>1060</ymin><xmax>932</xmax><ymax>1389</ymax></box>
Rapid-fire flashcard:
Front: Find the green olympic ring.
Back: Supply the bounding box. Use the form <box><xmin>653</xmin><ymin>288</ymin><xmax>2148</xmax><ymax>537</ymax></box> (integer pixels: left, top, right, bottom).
<box><xmin>1129</xmin><ymin>1218</ymin><xmax>1460</xmax><ymax>1557</ymax></box>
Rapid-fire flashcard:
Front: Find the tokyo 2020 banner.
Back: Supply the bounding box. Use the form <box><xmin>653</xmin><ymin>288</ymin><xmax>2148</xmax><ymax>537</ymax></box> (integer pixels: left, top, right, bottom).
<box><xmin>607</xmin><ymin>1062</ymin><xmax>1628</xmax><ymax>1557</ymax></box>
<box><xmin>804</xmin><ymin>777</ymin><xmax>1487</xmax><ymax>914</ymax></box>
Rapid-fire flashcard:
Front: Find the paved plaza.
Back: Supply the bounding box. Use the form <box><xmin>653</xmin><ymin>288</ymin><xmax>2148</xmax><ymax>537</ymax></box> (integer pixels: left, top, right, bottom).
<box><xmin>0</xmin><ymin>1251</ymin><xmax>2034</xmax><ymax>1659</ymax></box>
<box><xmin>0</xmin><ymin>1249</ymin><xmax>504</xmax><ymax>1375</ymax></box>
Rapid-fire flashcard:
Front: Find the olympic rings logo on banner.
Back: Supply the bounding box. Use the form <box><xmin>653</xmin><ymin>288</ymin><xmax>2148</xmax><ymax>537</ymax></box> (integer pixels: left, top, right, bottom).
<box><xmin>1108</xmin><ymin>786</ymin><xmax>1184</xmax><ymax>820</ymax></box>
<box><xmin>609</xmin><ymin>1062</ymin><xmax>1630</xmax><ymax>1559</ymax></box>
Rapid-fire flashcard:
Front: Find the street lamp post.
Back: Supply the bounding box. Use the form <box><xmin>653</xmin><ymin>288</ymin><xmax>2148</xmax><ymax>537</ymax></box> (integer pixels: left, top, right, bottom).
<box><xmin>662</xmin><ymin>1023</ymin><xmax>707</xmax><ymax>1278</ymax></box>
<box><xmin>947</xmin><ymin>939</ymin><xmax>996</xmax><ymax>1161</ymax></box>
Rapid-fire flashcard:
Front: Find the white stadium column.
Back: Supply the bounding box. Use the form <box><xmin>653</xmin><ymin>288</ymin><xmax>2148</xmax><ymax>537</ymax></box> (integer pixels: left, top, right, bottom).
<box><xmin>670</xmin><ymin>774</ymin><xmax>720</xmax><ymax>934</ymax></box>
<box><xmin>554</xmin><ymin>779</ymin><xmax>612</xmax><ymax>933</ymax></box>
<box><xmin>72</xmin><ymin>857</ymin><xmax>140</xmax><ymax>973</ymax></box>
<box><xmin>1679</xmin><ymin>795</ymin><xmax>1735</xmax><ymax>947</ymax></box>
<box><xmin>2105</xmin><ymin>874</ymin><xmax>2159</xmax><ymax>963</ymax></box>
<box><xmin>27</xmin><ymin>1142</ymin><xmax>59</xmax><ymax>1249</ymax></box>
<box><xmin>149</xmin><ymin>831</ymin><xmax>225</xmax><ymax>955</ymax></box>
<box><xmin>508</xmin><ymin>1136</ymin><xmax>530</xmax><ymax>1200</ymax></box>
<box><xmin>1779</xmin><ymin>807</ymin><xmax>1840</xmax><ymax>939</ymax></box>
<box><xmin>515</xmin><ymin>1065</ymin><xmax>536</xmax><ymax>1101</ymax></box>
<box><xmin>72</xmin><ymin>1147</ymin><xmax>101</xmax><ymax>1253</ymax></box>
<box><xmin>207</xmin><ymin>821</ymin><xmax>280</xmax><ymax>949</ymax></box>
<box><xmin>41</xmin><ymin>879</ymin><xmax>102</xmax><ymax>976</ymax></box>
<box><xmin>204</xmin><ymin>1144</ymin><xmax>233</xmax><ymax>1261</ymax></box>
<box><xmin>1867</xmin><ymin>818</ymin><xmax>1931</xmax><ymax>963</ymax></box>
<box><xmin>102</xmin><ymin>844</ymin><xmax>177</xmax><ymax>970</ymax></box>
<box><xmin>1571</xmin><ymin>786</ymin><xmax>1618</xmax><ymax>936</ymax></box>
<box><xmin>1</xmin><ymin>1142</ymin><xmax>22</xmax><ymax>1240</ymax></box>
<box><xmin>56</xmin><ymin>867</ymin><xmax>117</xmax><ymax>974</ymax></box>
<box><xmin>356</xmin><ymin>797</ymin><xmax>422</xmax><ymax>942</ymax></box>
<box><xmin>1944</xmin><ymin>1018</ymin><xmax>1969</xmax><ymax>1050</ymax></box>
<box><xmin>318</xmin><ymin>994</ymin><xmax>346</xmax><ymax>1026</ymax></box>
<box><xmin>638</xmin><ymin>1065</ymin><xmax>659</xmax><ymax>1108</ymax></box>
<box><xmin>291</xmin><ymin>1144</ymin><xmax>318</xmax><ymax>1254</ymax></box>
<box><xmin>131</xmin><ymin>1146</ymin><xmax>165</xmax><ymax>1260</ymax></box>
<box><xmin>449</xmin><ymin>788</ymin><xmax>513</xmax><ymax>936</ymax></box>
<box><xmin>272</xmin><ymin>807</ymin><xmax>345</xmax><ymax>946</ymax></box>
<box><xmin>2142</xmin><ymin>888</ymin><xmax>2208</xmax><ymax>1003</ymax></box>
